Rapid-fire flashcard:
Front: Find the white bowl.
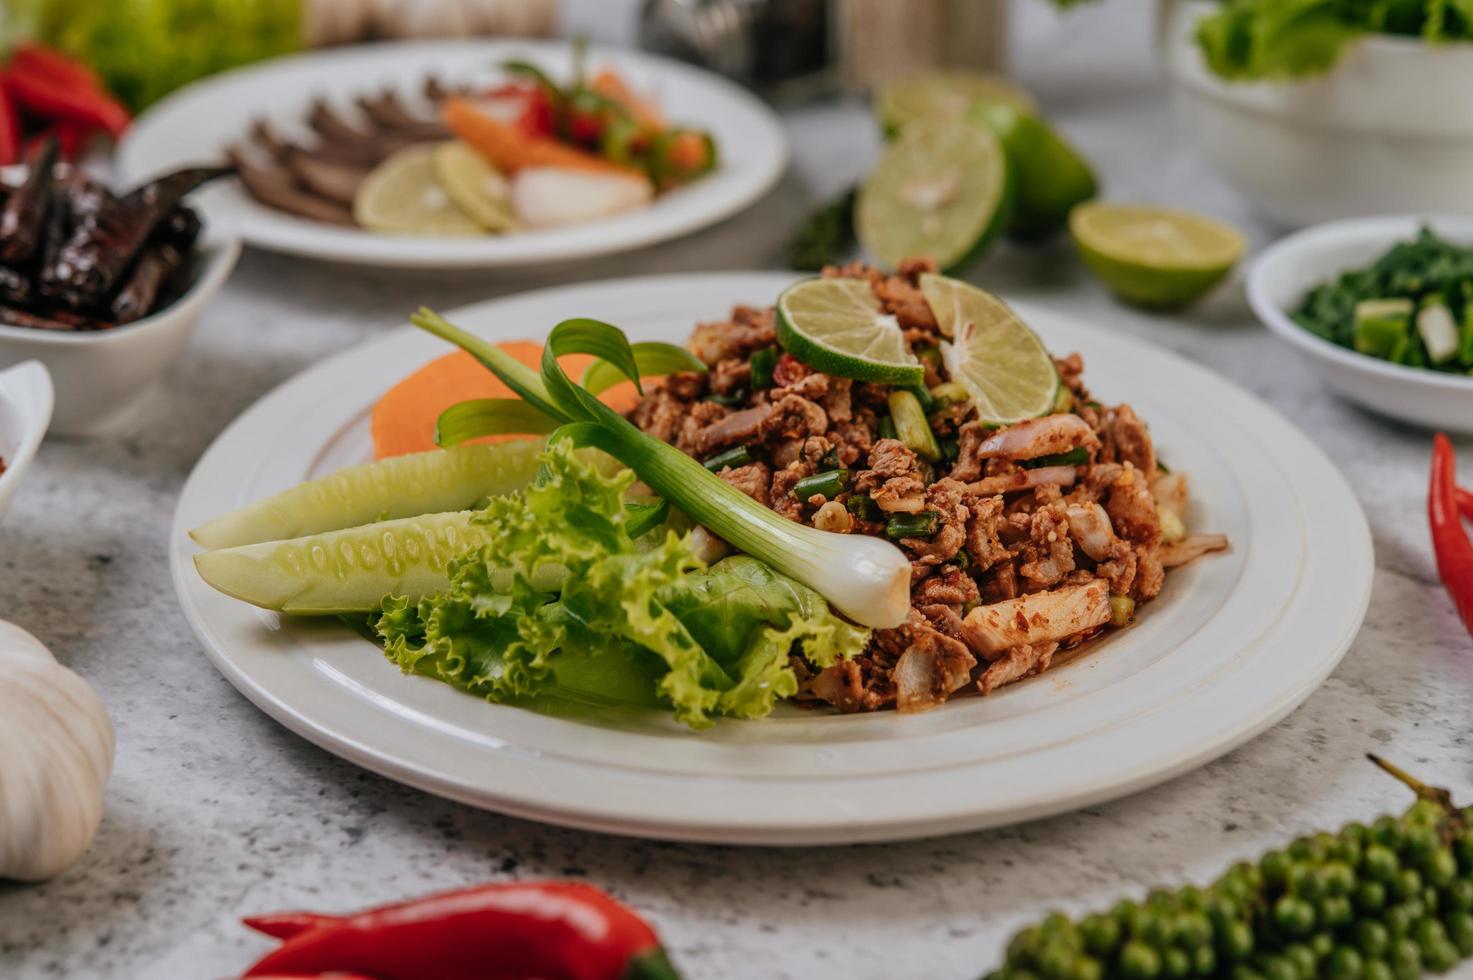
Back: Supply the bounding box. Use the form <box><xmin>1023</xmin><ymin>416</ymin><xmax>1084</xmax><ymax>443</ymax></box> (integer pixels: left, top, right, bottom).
<box><xmin>1247</xmin><ymin>215</ymin><xmax>1473</xmax><ymax>431</ymax></box>
<box><xmin>0</xmin><ymin>223</ymin><xmax>240</xmax><ymax>437</ymax></box>
<box><xmin>1163</xmin><ymin>0</ymin><xmax>1473</xmax><ymax>228</ymax></box>
<box><xmin>0</xmin><ymin>360</ymin><xmax>53</xmax><ymax>524</ymax></box>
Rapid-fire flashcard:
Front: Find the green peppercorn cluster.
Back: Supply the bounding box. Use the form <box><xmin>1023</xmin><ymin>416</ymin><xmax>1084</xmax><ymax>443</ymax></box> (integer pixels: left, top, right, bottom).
<box><xmin>987</xmin><ymin>800</ymin><xmax>1473</xmax><ymax>980</ymax></box>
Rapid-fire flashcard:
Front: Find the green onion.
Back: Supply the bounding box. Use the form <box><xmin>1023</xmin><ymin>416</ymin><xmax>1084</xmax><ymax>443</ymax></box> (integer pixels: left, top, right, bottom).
<box><xmin>749</xmin><ymin>347</ymin><xmax>779</xmax><ymax>389</ymax></box>
<box><xmin>938</xmin><ymin>436</ymin><xmax>960</xmax><ymax>462</ymax></box>
<box><xmin>877</xmin><ymin>415</ymin><xmax>898</xmax><ymax>441</ymax></box>
<box><xmin>885</xmin><ymin>511</ymin><xmax>938</xmax><ymax>540</ymax></box>
<box><xmin>847</xmin><ymin>494</ymin><xmax>882</xmax><ymax>521</ymax></box>
<box><xmin>1020</xmin><ymin>447</ymin><xmax>1090</xmax><ymax>469</ymax></box>
<box><xmin>916</xmin><ymin>346</ymin><xmax>943</xmax><ymax>371</ymax></box>
<box><xmin>793</xmin><ymin>469</ymin><xmax>849</xmax><ymax>501</ymax></box>
<box><xmin>702</xmin><ymin>445</ymin><xmax>754</xmax><ymax>472</ymax></box>
<box><xmin>704</xmin><ymin>391</ymin><xmax>747</xmax><ymax>407</ymax></box>
<box><xmin>1051</xmin><ymin>381</ymin><xmax>1075</xmax><ymax>414</ymax></box>
<box><xmin>411</xmin><ymin>309</ymin><xmax>913</xmax><ymax>629</ymax></box>
<box><xmin>887</xmin><ymin>390</ymin><xmax>942</xmax><ymax>463</ymax></box>
<box><xmin>1109</xmin><ymin>595</ymin><xmax>1136</xmax><ymax>627</ymax></box>
<box><xmin>948</xmin><ymin>548</ymin><xmax>970</xmax><ymax>569</ymax></box>
<box><xmin>436</xmin><ymin>398</ymin><xmax>559</xmax><ymax>447</ymax></box>
<box><xmin>581</xmin><ymin>341</ymin><xmax>706</xmax><ymax>394</ymax></box>
<box><xmin>928</xmin><ymin>382</ymin><xmax>970</xmax><ymax>407</ymax></box>
<box><xmin>906</xmin><ymin>384</ymin><xmax>937</xmax><ymax>413</ymax></box>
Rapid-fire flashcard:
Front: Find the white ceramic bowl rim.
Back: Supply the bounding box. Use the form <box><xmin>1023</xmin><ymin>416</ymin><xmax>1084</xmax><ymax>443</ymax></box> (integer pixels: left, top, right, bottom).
<box><xmin>0</xmin><ymin>360</ymin><xmax>54</xmax><ymax>501</ymax></box>
<box><xmin>1247</xmin><ymin>215</ymin><xmax>1473</xmax><ymax>393</ymax></box>
<box><xmin>0</xmin><ymin>225</ymin><xmax>242</xmax><ymax>347</ymax></box>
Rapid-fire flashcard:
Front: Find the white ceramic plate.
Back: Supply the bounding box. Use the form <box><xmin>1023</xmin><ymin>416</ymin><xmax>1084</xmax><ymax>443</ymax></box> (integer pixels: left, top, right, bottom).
<box><xmin>1247</xmin><ymin>215</ymin><xmax>1473</xmax><ymax>432</ymax></box>
<box><xmin>0</xmin><ymin>360</ymin><xmax>53</xmax><ymax>524</ymax></box>
<box><xmin>170</xmin><ymin>273</ymin><xmax>1373</xmax><ymax>845</ymax></box>
<box><xmin>117</xmin><ymin>40</ymin><xmax>786</xmax><ymax>270</ymax></box>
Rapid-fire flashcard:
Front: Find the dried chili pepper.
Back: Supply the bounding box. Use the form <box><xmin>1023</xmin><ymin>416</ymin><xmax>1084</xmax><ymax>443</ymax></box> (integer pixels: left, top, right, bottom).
<box><xmin>42</xmin><ymin>166</ymin><xmax>230</xmax><ymax>308</ymax></box>
<box><xmin>1429</xmin><ymin>433</ymin><xmax>1473</xmax><ymax>634</ymax></box>
<box><xmin>241</xmin><ymin>881</ymin><xmax>683</xmax><ymax>980</ymax></box>
<box><xmin>2</xmin><ymin>65</ymin><xmax>129</xmax><ymax>138</ymax></box>
<box><xmin>0</xmin><ymin>136</ymin><xmax>59</xmax><ymax>265</ymax></box>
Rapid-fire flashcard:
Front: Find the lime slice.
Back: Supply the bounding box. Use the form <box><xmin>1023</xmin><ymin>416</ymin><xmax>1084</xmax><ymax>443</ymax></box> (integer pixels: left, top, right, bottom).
<box><xmin>973</xmin><ymin>103</ymin><xmax>1097</xmax><ymax>241</ymax></box>
<box><xmin>920</xmin><ymin>273</ymin><xmax>1059</xmax><ymax>424</ymax></box>
<box><xmin>1070</xmin><ymin>203</ymin><xmax>1244</xmax><ymax>309</ymax></box>
<box><xmin>875</xmin><ymin>72</ymin><xmax>1036</xmax><ymax>138</ymax></box>
<box><xmin>432</xmin><ymin>140</ymin><xmax>517</xmax><ymax>232</ymax></box>
<box><xmin>775</xmin><ymin>277</ymin><xmax>925</xmax><ymax>385</ymax></box>
<box><xmin>855</xmin><ymin>120</ymin><xmax>1010</xmax><ymax>272</ymax></box>
<box><xmin>353</xmin><ymin>143</ymin><xmax>484</xmax><ymax>235</ymax></box>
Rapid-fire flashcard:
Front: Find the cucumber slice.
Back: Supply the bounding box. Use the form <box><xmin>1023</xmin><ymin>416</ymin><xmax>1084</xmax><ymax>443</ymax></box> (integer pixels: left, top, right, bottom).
<box><xmin>190</xmin><ymin>442</ymin><xmax>543</xmax><ymax>550</ymax></box>
<box><xmin>194</xmin><ymin>511</ymin><xmax>488</xmax><ymax>614</ymax></box>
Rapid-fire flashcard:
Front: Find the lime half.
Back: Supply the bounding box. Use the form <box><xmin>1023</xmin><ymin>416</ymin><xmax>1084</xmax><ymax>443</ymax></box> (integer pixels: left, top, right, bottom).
<box><xmin>776</xmin><ymin>277</ymin><xmax>925</xmax><ymax>385</ymax></box>
<box><xmin>876</xmin><ymin>72</ymin><xmax>1036</xmax><ymax>138</ymax></box>
<box><xmin>856</xmin><ymin>120</ymin><xmax>1010</xmax><ymax>272</ymax></box>
<box><xmin>1070</xmin><ymin>203</ymin><xmax>1244</xmax><ymax>309</ymax></box>
<box><xmin>921</xmin><ymin>273</ymin><xmax>1058</xmax><ymax>424</ymax></box>
<box><xmin>354</xmin><ymin>143</ymin><xmax>483</xmax><ymax>235</ymax></box>
<box><xmin>432</xmin><ymin>140</ymin><xmax>516</xmax><ymax>232</ymax></box>
<box><xmin>973</xmin><ymin>103</ymin><xmax>1097</xmax><ymax>240</ymax></box>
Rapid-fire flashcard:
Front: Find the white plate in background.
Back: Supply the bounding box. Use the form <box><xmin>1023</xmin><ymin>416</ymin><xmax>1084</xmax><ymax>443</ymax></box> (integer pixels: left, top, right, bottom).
<box><xmin>171</xmin><ymin>273</ymin><xmax>1372</xmax><ymax>844</ymax></box>
<box><xmin>119</xmin><ymin>40</ymin><xmax>787</xmax><ymax>270</ymax></box>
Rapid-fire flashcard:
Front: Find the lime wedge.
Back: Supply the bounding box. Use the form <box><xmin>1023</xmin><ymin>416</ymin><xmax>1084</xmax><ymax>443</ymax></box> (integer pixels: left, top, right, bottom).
<box><xmin>432</xmin><ymin>140</ymin><xmax>517</xmax><ymax>233</ymax></box>
<box><xmin>921</xmin><ymin>273</ymin><xmax>1059</xmax><ymax>424</ymax></box>
<box><xmin>1070</xmin><ymin>203</ymin><xmax>1244</xmax><ymax>309</ymax></box>
<box><xmin>354</xmin><ymin>143</ymin><xmax>483</xmax><ymax>235</ymax></box>
<box><xmin>855</xmin><ymin>120</ymin><xmax>1010</xmax><ymax>272</ymax></box>
<box><xmin>875</xmin><ymin>72</ymin><xmax>1036</xmax><ymax>138</ymax></box>
<box><xmin>775</xmin><ymin>277</ymin><xmax>925</xmax><ymax>385</ymax></box>
<box><xmin>973</xmin><ymin>103</ymin><xmax>1097</xmax><ymax>240</ymax></box>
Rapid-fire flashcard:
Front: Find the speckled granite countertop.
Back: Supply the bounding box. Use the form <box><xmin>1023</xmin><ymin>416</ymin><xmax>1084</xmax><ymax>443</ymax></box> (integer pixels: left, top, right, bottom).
<box><xmin>3</xmin><ymin>5</ymin><xmax>1471</xmax><ymax>979</ymax></box>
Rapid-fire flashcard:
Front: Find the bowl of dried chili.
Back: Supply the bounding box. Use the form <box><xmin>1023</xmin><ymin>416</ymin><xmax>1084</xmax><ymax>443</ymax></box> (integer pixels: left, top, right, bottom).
<box><xmin>0</xmin><ymin>151</ymin><xmax>239</xmax><ymax>437</ymax></box>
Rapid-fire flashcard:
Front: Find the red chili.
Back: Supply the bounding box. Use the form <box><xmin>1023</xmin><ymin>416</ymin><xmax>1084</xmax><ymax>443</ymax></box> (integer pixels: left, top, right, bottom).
<box><xmin>241</xmin><ymin>881</ymin><xmax>682</xmax><ymax>980</ymax></box>
<box><xmin>9</xmin><ymin>44</ymin><xmax>104</xmax><ymax>94</ymax></box>
<box><xmin>1458</xmin><ymin>484</ymin><xmax>1473</xmax><ymax>523</ymax></box>
<box><xmin>3</xmin><ymin>67</ymin><xmax>129</xmax><ymax>138</ymax></box>
<box><xmin>0</xmin><ymin>86</ymin><xmax>17</xmax><ymax>166</ymax></box>
<box><xmin>1429</xmin><ymin>433</ymin><xmax>1473</xmax><ymax>635</ymax></box>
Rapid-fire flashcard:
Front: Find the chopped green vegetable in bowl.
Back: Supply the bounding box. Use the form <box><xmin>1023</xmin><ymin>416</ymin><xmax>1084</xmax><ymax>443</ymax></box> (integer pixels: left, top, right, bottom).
<box><xmin>1293</xmin><ymin>227</ymin><xmax>1473</xmax><ymax>374</ymax></box>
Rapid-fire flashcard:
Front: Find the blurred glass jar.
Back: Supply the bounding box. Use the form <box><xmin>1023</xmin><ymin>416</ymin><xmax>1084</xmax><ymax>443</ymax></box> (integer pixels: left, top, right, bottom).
<box><xmin>638</xmin><ymin>0</ymin><xmax>1005</xmax><ymax>99</ymax></box>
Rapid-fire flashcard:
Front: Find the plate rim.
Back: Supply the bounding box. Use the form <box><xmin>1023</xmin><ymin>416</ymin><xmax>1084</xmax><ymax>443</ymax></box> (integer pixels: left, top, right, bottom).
<box><xmin>170</xmin><ymin>271</ymin><xmax>1373</xmax><ymax>845</ymax></box>
<box><xmin>118</xmin><ymin>39</ymin><xmax>789</xmax><ymax>269</ymax></box>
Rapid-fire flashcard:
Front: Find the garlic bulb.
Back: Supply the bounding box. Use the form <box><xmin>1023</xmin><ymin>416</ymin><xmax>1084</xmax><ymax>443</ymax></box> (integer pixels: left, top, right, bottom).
<box><xmin>0</xmin><ymin>620</ymin><xmax>113</xmax><ymax>882</ymax></box>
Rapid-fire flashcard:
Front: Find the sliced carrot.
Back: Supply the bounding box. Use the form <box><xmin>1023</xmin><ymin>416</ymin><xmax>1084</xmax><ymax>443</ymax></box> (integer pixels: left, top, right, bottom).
<box><xmin>370</xmin><ymin>341</ymin><xmax>642</xmax><ymax>460</ymax></box>
<box><xmin>590</xmin><ymin>68</ymin><xmax>665</xmax><ymax>130</ymax></box>
<box><xmin>443</xmin><ymin>97</ymin><xmax>643</xmax><ymax>177</ymax></box>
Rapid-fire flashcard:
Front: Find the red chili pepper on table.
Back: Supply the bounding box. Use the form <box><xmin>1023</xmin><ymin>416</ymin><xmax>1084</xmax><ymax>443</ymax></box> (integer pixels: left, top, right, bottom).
<box><xmin>241</xmin><ymin>881</ymin><xmax>682</xmax><ymax>980</ymax></box>
<box><xmin>1458</xmin><ymin>484</ymin><xmax>1473</xmax><ymax>522</ymax></box>
<box><xmin>1429</xmin><ymin>433</ymin><xmax>1473</xmax><ymax>634</ymax></box>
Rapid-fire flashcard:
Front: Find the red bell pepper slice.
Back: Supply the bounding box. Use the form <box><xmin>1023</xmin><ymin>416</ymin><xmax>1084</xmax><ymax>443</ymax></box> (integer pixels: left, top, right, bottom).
<box><xmin>1429</xmin><ymin>434</ymin><xmax>1473</xmax><ymax>635</ymax></box>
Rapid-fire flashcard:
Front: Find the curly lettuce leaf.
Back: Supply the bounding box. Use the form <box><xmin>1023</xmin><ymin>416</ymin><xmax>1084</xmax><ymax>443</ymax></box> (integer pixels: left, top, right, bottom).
<box><xmin>1194</xmin><ymin>0</ymin><xmax>1473</xmax><ymax>81</ymax></box>
<box><xmin>376</xmin><ymin>440</ymin><xmax>868</xmax><ymax>728</ymax></box>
